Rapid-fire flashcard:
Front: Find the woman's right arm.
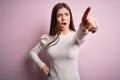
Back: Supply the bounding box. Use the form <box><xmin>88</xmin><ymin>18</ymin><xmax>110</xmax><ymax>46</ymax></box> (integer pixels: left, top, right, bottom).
<box><xmin>29</xmin><ymin>41</ymin><xmax>46</xmax><ymax>68</ymax></box>
<box><xmin>29</xmin><ymin>34</ymin><xmax>50</xmax><ymax>76</ymax></box>
<box><xmin>29</xmin><ymin>42</ymin><xmax>50</xmax><ymax>76</ymax></box>
<box><xmin>29</xmin><ymin>34</ymin><xmax>50</xmax><ymax>68</ymax></box>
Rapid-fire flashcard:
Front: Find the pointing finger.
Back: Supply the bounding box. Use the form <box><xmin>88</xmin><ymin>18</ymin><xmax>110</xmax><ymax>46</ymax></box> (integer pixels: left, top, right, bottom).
<box><xmin>82</xmin><ymin>7</ymin><xmax>91</xmax><ymax>23</ymax></box>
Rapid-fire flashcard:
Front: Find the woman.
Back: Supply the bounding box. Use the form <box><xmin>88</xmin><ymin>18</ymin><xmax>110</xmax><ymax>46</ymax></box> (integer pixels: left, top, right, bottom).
<box><xmin>29</xmin><ymin>3</ymin><xmax>98</xmax><ymax>80</ymax></box>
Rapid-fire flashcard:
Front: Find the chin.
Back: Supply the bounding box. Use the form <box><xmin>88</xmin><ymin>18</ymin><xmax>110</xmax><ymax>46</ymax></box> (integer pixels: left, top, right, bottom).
<box><xmin>60</xmin><ymin>27</ymin><xmax>68</xmax><ymax>30</ymax></box>
<box><xmin>60</xmin><ymin>26</ymin><xmax>69</xmax><ymax>30</ymax></box>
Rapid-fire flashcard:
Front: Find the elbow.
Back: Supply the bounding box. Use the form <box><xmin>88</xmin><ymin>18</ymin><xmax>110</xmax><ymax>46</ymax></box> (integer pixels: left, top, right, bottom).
<box><xmin>29</xmin><ymin>50</ymin><xmax>34</xmax><ymax>58</ymax></box>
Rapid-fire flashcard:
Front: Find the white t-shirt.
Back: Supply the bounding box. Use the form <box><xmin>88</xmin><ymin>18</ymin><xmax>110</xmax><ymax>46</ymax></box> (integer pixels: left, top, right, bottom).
<box><xmin>29</xmin><ymin>27</ymin><xmax>87</xmax><ymax>80</ymax></box>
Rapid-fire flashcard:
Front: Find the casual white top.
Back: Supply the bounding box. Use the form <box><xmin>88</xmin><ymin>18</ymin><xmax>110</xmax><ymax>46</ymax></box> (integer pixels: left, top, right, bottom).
<box><xmin>29</xmin><ymin>27</ymin><xmax>87</xmax><ymax>80</ymax></box>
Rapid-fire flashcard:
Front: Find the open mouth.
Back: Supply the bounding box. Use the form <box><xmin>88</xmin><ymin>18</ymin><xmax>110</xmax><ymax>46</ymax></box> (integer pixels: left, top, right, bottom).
<box><xmin>62</xmin><ymin>22</ymin><xmax>67</xmax><ymax>25</ymax></box>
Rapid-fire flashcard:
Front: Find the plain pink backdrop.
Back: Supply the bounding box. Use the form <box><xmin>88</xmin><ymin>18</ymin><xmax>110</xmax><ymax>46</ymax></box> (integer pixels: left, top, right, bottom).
<box><xmin>0</xmin><ymin>0</ymin><xmax>120</xmax><ymax>80</ymax></box>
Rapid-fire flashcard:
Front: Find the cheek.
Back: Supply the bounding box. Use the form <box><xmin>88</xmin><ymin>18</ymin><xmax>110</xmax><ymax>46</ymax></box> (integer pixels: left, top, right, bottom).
<box><xmin>67</xmin><ymin>16</ymin><xmax>70</xmax><ymax>22</ymax></box>
<box><xmin>67</xmin><ymin>19</ymin><xmax>70</xmax><ymax>26</ymax></box>
<box><xmin>57</xmin><ymin>18</ymin><xmax>61</xmax><ymax>25</ymax></box>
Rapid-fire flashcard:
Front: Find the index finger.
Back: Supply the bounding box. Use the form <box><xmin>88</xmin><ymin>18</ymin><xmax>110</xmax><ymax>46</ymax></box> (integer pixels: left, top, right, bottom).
<box><xmin>82</xmin><ymin>6</ymin><xmax>91</xmax><ymax>22</ymax></box>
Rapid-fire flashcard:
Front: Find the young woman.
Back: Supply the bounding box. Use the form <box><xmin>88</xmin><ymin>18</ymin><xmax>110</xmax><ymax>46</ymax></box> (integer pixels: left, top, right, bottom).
<box><xmin>29</xmin><ymin>3</ymin><xmax>98</xmax><ymax>80</ymax></box>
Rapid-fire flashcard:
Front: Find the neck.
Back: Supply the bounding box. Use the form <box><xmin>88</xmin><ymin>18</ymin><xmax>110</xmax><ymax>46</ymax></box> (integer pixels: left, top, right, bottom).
<box><xmin>59</xmin><ymin>28</ymin><xmax>71</xmax><ymax>35</ymax></box>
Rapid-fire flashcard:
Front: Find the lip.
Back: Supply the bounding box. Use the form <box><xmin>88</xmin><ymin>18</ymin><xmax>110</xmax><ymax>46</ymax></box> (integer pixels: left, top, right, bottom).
<box><xmin>61</xmin><ymin>22</ymin><xmax>67</xmax><ymax>26</ymax></box>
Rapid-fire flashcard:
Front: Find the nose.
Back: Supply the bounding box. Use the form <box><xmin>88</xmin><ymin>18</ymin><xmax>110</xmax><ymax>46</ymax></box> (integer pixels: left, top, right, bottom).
<box><xmin>62</xmin><ymin>15</ymin><xmax>66</xmax><ymax>21</ymax></box>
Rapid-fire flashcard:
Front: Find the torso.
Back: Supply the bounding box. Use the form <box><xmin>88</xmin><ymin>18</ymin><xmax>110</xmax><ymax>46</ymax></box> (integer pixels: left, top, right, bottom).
<box><xmin>47</xmin><ymin>31</ymin><xmax>80</xmax><ymax>80</ymax></box>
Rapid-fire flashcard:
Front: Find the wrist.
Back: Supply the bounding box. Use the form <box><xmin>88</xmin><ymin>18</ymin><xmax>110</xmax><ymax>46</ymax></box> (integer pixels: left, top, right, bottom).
<box><xmin>79</xmin><ymin>23</ymin><xmax>89</xmax><ymax>34</ymax></box>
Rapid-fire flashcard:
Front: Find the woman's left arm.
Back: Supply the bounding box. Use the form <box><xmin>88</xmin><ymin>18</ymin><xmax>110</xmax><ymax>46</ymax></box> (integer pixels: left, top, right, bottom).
<box><xmin>76</xmin><ymin>7</ymin><xmax>99</xmax><ymax>44</ymax></box>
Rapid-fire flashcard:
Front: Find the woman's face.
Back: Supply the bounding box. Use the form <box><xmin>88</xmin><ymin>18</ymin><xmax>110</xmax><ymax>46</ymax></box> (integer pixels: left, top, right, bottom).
<box><xmin>56</xmin><ymin>7</ymin><xmax>70</xmax><ymax>31</ymax></box>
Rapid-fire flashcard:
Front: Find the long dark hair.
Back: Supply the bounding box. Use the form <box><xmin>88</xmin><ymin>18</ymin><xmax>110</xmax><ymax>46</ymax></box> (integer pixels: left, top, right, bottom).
<box><xmin>47</xmin><ymin>3</ymin><xmax>76</xmax><ymax>48</ymax></box>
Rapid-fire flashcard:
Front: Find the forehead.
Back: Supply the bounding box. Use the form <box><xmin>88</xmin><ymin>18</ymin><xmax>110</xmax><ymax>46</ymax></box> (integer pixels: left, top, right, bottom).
<box><xmin>57</xmin><ymin>7</ymin><xmax>70</xmax><ymax>14</ymax></box>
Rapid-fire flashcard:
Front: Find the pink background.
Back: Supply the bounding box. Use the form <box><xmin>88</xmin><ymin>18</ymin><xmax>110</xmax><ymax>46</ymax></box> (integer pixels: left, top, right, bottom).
<box><xmin>0</xmin><ymin>0</ymin><xmax>120</xmax><ymax>80</ymax></box>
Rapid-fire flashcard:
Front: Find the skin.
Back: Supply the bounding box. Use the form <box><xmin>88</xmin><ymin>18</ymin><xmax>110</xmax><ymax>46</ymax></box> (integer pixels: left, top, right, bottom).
<box><xmin>56</xmin><ymin>7</ymin><xmax>71</xmax><ymax>35</ymax></box>
<box><xmin>41</xmin><ymin>7</ymin><xmax>98</xmax><ymax>76</ymax></box>
<box><xmin>81</xmin><ymin>7</ymin><xmax>98</xmax><ymax>33</ymax></box>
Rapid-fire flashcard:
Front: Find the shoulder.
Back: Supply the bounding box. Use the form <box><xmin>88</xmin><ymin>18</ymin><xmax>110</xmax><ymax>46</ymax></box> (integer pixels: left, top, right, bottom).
<box><xmin>40</xmin><ymin>34</ymin><xmax>50</xmax><ymax>40</ymax></box>
<box><xmin>40</xmin><ymin>34</ymin><xmax>56</xmax><ymax>40</ymax></box>
<box><xmin>40</xmin><ymin>34</ymin><xmax>56</xmax><ymax>46</ymax></box>
<box><xmin>40</xmin><ymin>34</ymin><xmax>50</xmax><ymax>44</ymax></box>
<box><xmin>70</xmin><ymin>31</ymin><xmax>76</xmax><ymax>36</ymax></box>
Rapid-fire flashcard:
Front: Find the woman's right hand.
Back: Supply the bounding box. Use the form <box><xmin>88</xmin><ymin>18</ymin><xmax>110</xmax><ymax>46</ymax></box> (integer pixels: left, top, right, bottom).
<box><xmin>41</xmin><ymin>65</ymin><xmax>50</xmax><ymax>76</ymax></box>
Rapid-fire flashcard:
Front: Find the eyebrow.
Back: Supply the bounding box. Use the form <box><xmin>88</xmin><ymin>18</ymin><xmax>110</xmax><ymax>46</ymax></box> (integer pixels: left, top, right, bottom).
<box><xmin>57</xmin><ymin>12</ymin><xmax>70</xmax><ymax>15</ymax></box>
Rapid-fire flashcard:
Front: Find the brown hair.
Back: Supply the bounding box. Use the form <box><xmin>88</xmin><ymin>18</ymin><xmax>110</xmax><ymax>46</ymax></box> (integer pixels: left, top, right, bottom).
<box><xmin>47</xmin><ymin>3</ymin><xmax>76</xmax><ymax>48</ymax></box>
